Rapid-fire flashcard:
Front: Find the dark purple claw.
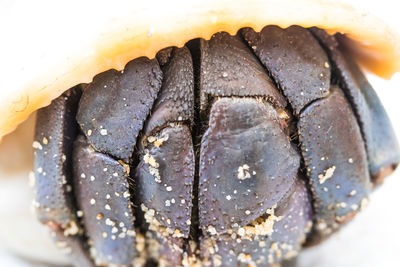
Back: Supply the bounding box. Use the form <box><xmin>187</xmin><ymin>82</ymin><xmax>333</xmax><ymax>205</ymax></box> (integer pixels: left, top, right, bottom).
<box><xmin>34</xmin><ymin>86</ymin><xmax>81</xmax><ymax>229</ymax></box>
<box><xmin>199</xmin><ymin>32</ymin><xmax>287</xmax><ymax>111</ymax></box>
<box><xmin>73</xmin><ymin>136</ymin><xmax>136</xmax><ymax>266</ymax></box>
<box><xmin>298</xmin><ymin>86</ymin><xmax>370</xmax><ymax>240</ymax></box>
<box><xmin>136</xmin><ymin>125</ymin><xmax>195</xmax><ymax>238</ymax></box>
<box><xmin>242</xmin><ymin>26</ymin><xmax>330</xmax><ymax>115</ymax></box>
<box><xmin>34</xmin><ymin>87</ymin><xmax>93</xmax><ymax>265</ymax></box>
<box><xmin>311</xmin><ymin>28</ymin><xmax>400</xmax><ymax>184</ymax></box>
<box><xmin>199</xmin><ymin>97</ymin><xmax>300</xmax><ymax>235</ymax></box>
<box><xmin>200</xmin><ymin>179</ymin><xmax>312</xmax><ymax>267</ymax></box>
<box><xmin>135</xmin><ymin>46</ymin><xmax>195</xmax><ymax>264</ymax></box>
<box><xmin>76</xmin><ymin>57</ymin><xmax>162</xmax><ymax>162</ymax></box>
<box><xmin>144</xmin><ymin>47</ymin><xmax>194</xmax><ymax>135</ymax></box>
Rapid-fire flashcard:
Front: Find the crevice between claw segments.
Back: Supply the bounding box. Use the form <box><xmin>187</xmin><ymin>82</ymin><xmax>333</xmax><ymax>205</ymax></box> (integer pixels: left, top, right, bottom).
<box><xmin>238</xmin><ymin>28</ymin><xmax>301</xmax><ymax>118</ymax></box>
<box><xmin>190</xmin><ymin>28</ymin><xmax>321</xmax><ymax>255</ymax></box>
<box><xmin>39</xmin><ymin>84</ymin><xmax>96</xmax><ymax>266</ymax></box>
<box><xmin>185</xmin><ymin>38</ymin><xmax>203</xmax><ymax>256</ymax></box>
<box><xmin>238</xmin><ymin>27</ymin><xmax>329</xmax><ymax>246</ymax></box>
<box><xmin>126</xmin><ymin>57</ymin><xmax>165</xmax><ymax>260</ymax></box>
<box><xmin>61</xmin><ymin>84</ymin><xmax>96</xmax><ymax>266</ymax></box>
<box><xmin>128</xmin><ymin>48</ymin><xmax>199</xmax><ymax>263</ymax></box>
<box><xmin>308</xmin><ymin>28</ymin><xmax>370</xmax><ymax>172</ymax></box>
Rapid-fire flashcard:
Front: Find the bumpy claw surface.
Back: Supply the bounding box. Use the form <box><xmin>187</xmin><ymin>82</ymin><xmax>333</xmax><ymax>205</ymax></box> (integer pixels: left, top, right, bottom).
<box><xmin>199</xmin><ymin>32</ymin><xmax>286</xmax><ymax>111</ymax></box>
<box><xmin>34</xmin><ymin>87</ymin><xmax>81</xmax><ymax>229</ymax></box>
<box><xmin>199</xmin><ymin>97</ymin><xmax>300</xmax><ymax>234</ymax></box>
<box><xmin>298</xmin><ymin>86</ymin><xmax>370</xmax><ymax>240</ymax></box>
<box><xmin>73</xmin><ymin>136</ymin><xmax>136</xmax><ymax>266</ymax></box>
<box><xmin>137</xmin><ymin>126</ymin><xmax>194</xmax><ymax>238</ymax></box>
<box><xmin>34</xmin><ymin>86</ymin><xmax>94</xmax><ymax>266</ymax></box>
<box><xmin>311</xmin><ymin>28</ymin><xmax>400</xmax><ymax>184</ymax></box>
<box><xmin>242</xmin><ymin>26</ymin><xmax>330</xmax><ymax>115</ymax></box>
<box><xmin>77</xmin><ymin>57</ymin><xmax>162</xmax><ymax>162</ymax></box>
<box><xmin>135</xmin><ymin>47</ymin><xmax>195</xmax><ymax>265</ymax></box>
<box><xmin>33</xmin><ymin>26</ymin><xmax>399</xmax><ymax>267</ymax></box>
<box><xmin>200</xmin><ymin>179</ymin><xmax>312</xmax><ymax>267</ymax></box>
<box><xmin>144</xmin><ymin>47</ymin><xmax>194</xmax><ymax>135</ymax></box>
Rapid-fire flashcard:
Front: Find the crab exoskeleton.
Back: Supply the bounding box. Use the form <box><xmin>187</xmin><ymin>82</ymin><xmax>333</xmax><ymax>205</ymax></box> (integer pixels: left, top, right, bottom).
<box><xmin>32</xmin><ymin>26</ymin><xmax>399</xmax><ymax>267</ymax></box>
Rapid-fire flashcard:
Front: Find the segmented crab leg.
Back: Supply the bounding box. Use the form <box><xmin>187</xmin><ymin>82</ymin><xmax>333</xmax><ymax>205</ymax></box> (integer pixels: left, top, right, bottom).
<box><xmin>298</xmin><ymin>86</ymin><xmax>370</xmax><ymax>242</ymax></box>
<box><xmin>200</xmin><ymin>179</ymin><xmax>312</xmax><ymax>267</ymax></box>
<box><xmin>242</xmin><ymin>26</ymin><xmax>331</xmax><ymax>115</ymax></box>
<box><xmin>135</xmin><ymin>47</ymin><xmax>195</xmax><ymax>266</ymax></box>
<box><xmin>198</xmin><ymin>32</ymin><xmax>312</xmax><ymax>266</ymax></box>
<box><xmin>199</xmin><ymin>97</ymin><xmax>300</xmax><ymax>233</ymax></box>
<box><xmin>199</xmin><ymin>32</ymin><xmax>287</xmax><ymax>112</ymax></box>
<box><xmin>73</xmin><ymin>136</ymin><xmax>136</xmax><ymax>266</ymax></box>
<box><xmin>311</xmin><ymin>28</ymin><xmax>400</xmax><ymax>184</ymax></box>
<box><xmin>33</xmin><ymin>86</ymin><xmax>94</xmax><ymax>266</ymax></box>
<box><xmin>72</xmin><ymin>57</ymin><xmax>163</xmax><ymax>266</ymax></box>
<box><xmin>76</xmin><ymin>57</ymin><xmax>162</xmax><ymax>162</ymax></box>
<box><xmin>243</xmin><ymin>26</ymin><xmax>372</xmax><ymax>242</ymax></box>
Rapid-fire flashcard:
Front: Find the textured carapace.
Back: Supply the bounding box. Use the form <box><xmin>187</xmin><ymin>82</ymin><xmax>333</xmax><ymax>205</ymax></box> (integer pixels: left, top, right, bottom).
<box><xmin>33</xmin><ymin>26</ymin><xmax>400</xmax><ymax>267</ymax></box>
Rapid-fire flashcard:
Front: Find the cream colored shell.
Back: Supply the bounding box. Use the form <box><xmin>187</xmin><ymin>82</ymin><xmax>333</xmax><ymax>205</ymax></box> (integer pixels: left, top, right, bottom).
<box><xmin>1</xmin><ymin>0</ymin><xmax>399</xmax><ymax>139</ymax></box>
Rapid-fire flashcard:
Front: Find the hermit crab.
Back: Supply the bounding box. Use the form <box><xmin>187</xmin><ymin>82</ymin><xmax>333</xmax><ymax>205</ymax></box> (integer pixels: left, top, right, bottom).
<box><xmin>1</xmin><ymin>0</ymin><xmax>400</xmax><ymax>267</ymax></box>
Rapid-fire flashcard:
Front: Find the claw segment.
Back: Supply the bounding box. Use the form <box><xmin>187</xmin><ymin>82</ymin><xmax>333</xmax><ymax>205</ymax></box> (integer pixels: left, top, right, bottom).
<box><xmin>34</xmin><ymin>86</ymin><xmax>93</xmax><ymax>265</ymax></box>
<box><xmin>34</xmin><ymin>86</ymin><xmax>81</xmax><ymax>230</ymax></box>
<box><xmin>200</xmin><ymin>179</ymin><xmax>312</xmax><ymax>267</ymax></box>
<box><xmin>199</xmin><ymin>97</ymin><xmax>300</xmax><ymax>235</ymax></box>
<box><xmin>73</xmin><ymin>136</ymin><xmax>136</xmax><ymax>266</ymax></box>
<box><xmin>298</xmin><ymin>86</ymin><xmax>370</xmax><ymax>241</ymax></box>
<box><xmin>144</xmin><ymin>47</ymin><xmax>194</xmax><ymax>135</ymax></box>
<box><xmin>311</xmin><ymin>28</ymin><xmax>400</xmax><ymax>184</ymax></box>
<box><xmin>77</xmin><ymin>57</ymin><xmax>162</xmax><ymax>162</ymax></box>
<box><xmin>199</xmin><ymin>32</ymin><xmax>287</xmax><ymax>112</ymax></box>
<box><xmin>242</xmin><ymin>25</ymin><xmax>331</xmax><ymax>115</ymax></box>
<box><xmin>137</xmin><ymin>126</ymin><xmax>194</xmax><ymax>238</ymax></box>
<box><xmin>135</xmin><ymin>46</ymin><xmax>195</xmax><ymax>264</ymax></box>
